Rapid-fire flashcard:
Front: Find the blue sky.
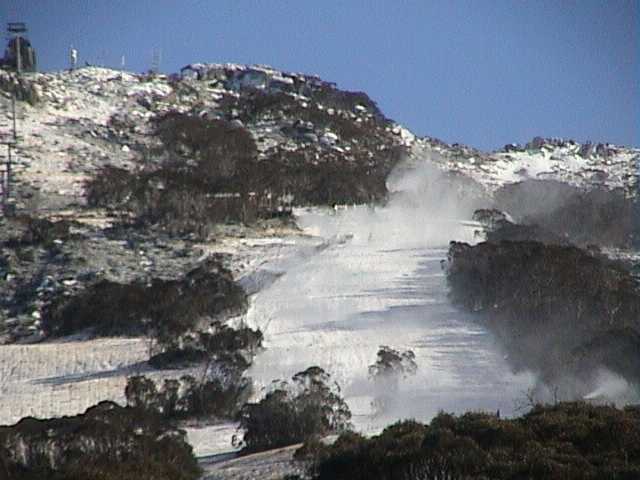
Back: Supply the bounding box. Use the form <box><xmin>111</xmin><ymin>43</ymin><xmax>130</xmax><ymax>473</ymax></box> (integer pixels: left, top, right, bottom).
<box><xmin>2</xmin><ymin>0</ymin><xmax>638</xmax><ymax>151</ymax></box>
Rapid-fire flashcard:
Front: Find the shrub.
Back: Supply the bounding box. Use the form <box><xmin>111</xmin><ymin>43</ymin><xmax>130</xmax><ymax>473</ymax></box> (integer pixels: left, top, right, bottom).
<box><xmin>86</xmin><ymin>115</ymin><xmax>261</xmax><ymax>236</ymax></box>
<box><xmin>368</xmin><ymin>346</ymin><xmax>417</xmax><ymax>381</ymax></box>
<box><xmin>149</xmin><ymin>324</ymin><xmax>262</xmax><ymax>374</ymax></box>
<box><xmin>312</xmin><ymin>402</ymin><xmax>640</xmax><ymax>480</ymax></box>
<box><xmin>2</xmin><ymin>214</ymin><xmax>77</xmax><ymax>250</ymax></box>
<box><xmin>368</xmin><ymin>346</ymin><xmax>417</xmax><ymax>415</ymax></box>
<box><xmin>87</xmin><ymin>97</ymin><xmax>407</xmax><ymax>233</ymax></box>
<box><xmin>446</xmin><ymin>240</ymin><xmax>640</xmax><ymax>390</ymax></box>
<box><xmin>235</xmin><ymin>366</ymin><xmax>352</xmax><ymax>453</ymax></box>
<box><xmin>128</xmin><ymin>322</ymin><xmax>262</xmax><ymax>421</ymax></box>
<box><xmin>42</xmin><ymin>258</ymin><xmax>247</xmax><ymax>338</ymax></box>
<box><xmin>125</xmin><ymin>373</ymin><xmax>252</xmax><ymax>421</ymax></box>
<box><xmin>0</xmin><ymin>401</ymin><xmax>201</xmax><ymax>480</ymax></box>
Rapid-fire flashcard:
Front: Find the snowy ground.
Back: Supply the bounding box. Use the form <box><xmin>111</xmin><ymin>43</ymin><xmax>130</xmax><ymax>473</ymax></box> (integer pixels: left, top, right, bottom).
<box><xmin>184</xmin><ymin>202</ymin><xmax>536</xmax><ymax>463</ymax></box>
<box><xmin>244</xmin><ymin>206</ymin><xmax>535</xmax><ymax>434</ymax></box>
<box><xmin>199</xmin><ymin>444</ymin><xmax>304</xmax><ymax>480</ymax></box>
<box><xmin>0</xmin><ymin>337</ymin><xmax>147</xmax><ymax>423</ymax></box>
<box><xmin>4</xmin><ymin>67</ymin><xmax>635</xmax><ymax>478</ymax></box>
<box><xmin>0</xmin><ymin>231</ymin><xmax>321</xmax><ymax>427</ymax></box>
<box><xmin>0</xmin><ymin>202</ymin><xmax>536</xmax><ymax>472</ymax></box>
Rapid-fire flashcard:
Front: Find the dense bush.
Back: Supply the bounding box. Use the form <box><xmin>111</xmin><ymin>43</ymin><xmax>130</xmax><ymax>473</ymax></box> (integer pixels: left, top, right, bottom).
<box><xmin>125</xmin><ymin>373</ymin><xmax>252</xmax><ymax>421</ymax></box>
<box><xmin>259</xmin><ymin>144</ymin><xmax>404</xmax><ymax>206</ymax></box>
<box><xmin>0</xmin><ymin>401</ymin><xmax>201</xmax><ymax>480</ymax></box>
<box><xmin>310</xmin><ymin>402</ymin><xmax>640</xmax><ymax>480</ymax></box>
<box><xmin>42</xmin><ymin>258</ymin><xmax>247</xmax><ymax>338</ymax></box>
<box><xmin>369</xmin><ymin>346</ymin><xmax>418</xmax><ymax>381</ymax></box>
<box><xmin>87</xmin><ymin>116</ymin><xmax>261</xmax><ymax>236</ymax></box>
<box><xmin>2</xmin><ymin>214</ymin><xmax>77</xmax><ymax>249</ymax></box>
<box><xmin>88</xmin><ymin>93</ymin><xmax>406</xmax><ymax>235</ymax></box>
<box><xmin>150</xmin><ymin>321</ymin><xmax>262</xmax><ymax>367</ymax></box>
<box><xmin>235</xmin><ymin>366</ymin><xmax>352</xmax><ymax>453</ymax></box>
<box><xmin>126</xmin><ymin>318</ymin><xmax>262</xmax><ymax>420</ymax></box>
<box><xmin>494</xmin><ymin>180</ymin><xmax>639</xmax><ymax>248</ymax></box>
<box><xmin>446</xmin><ymin>240</ymin><xmax>640</xmax><ymax>390</ymax></box>
<box><xmin>216</xmin><ymin>89</ymin><xmax>404</xmax><ymax>206</ymax></box>
<box><xmin>368</xmin><ymin>346</ymin><xmax>417</xmax><ymax>415</ymax></box>
<box><xmin>154</xmin><ymin>112</ymin><xmax>258</xmax><ymax>191</ymax></box>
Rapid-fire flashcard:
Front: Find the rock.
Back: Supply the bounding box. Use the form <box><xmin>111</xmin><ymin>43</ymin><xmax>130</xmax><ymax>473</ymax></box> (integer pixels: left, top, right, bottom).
<box><xmin>527</xmin><ymin>137</ymin><xmax>546</xmax><ymax>150</ymax></box>
<box><xmin>504</xmin><ymin>143</ymin><xmax>522</xmax><ymax>152</ymax></box>
<box><xmin>320</xmin><ymin>132</ymin><xmax>339</xmax><ymax>146</ymax></box>
<box><xmin>579</xmin><ymin>142</ymin><xmax>594</xmax><ymax>158</ymax></box>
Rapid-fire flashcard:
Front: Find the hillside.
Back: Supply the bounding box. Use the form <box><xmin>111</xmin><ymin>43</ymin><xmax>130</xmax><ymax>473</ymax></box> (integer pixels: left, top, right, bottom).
<box><xmin>1</xmin><ymin>63</ymin><xmax>639</xmax><ymax>478</ymax></box>
<box><xmin>0</xmin><ymin>64</ymin><xmax>412</xmax><ymax>340</ymax></box>
<box><xmin>2</xmin><ymin>65</ymin><xmax>638</xmax><ymax>215</ymax></box>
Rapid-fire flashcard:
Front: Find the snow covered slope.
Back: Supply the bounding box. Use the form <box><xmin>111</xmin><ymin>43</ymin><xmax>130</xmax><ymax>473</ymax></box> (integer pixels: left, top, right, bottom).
<box><xmin>0</xmin><ymin>64</ymin><xmax>637</xmax><ymax>472</ymax></box>
<box><xmin>2</xmin><ymin>65</ymin><xmax>636</xmax><ymax>214</ymax></box>
<box><xmin>411</xmin><ymin>135</ymin><xmax>639</xmax><ymax>195</ymax></box>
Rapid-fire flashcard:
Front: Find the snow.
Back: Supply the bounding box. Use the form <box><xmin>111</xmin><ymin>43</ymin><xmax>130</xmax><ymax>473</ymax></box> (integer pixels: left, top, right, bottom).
<box><xmin>0</xmin><ymin>338</ymin><xmax>148</xmax><ymax>424</ymax></box>
<box><xmin>242</xmin><ymin>206</ymin><xmax>535</xmax><ymax>437</ymax></box>
<box><xmin>0</xmin><ymin>233</ymin><xmax>318</xmax><ymax>429</ymax></box>
<box><xmin>5</xmin><ymin>68</ymin><xmax>171</xmax><ymax>206</ymax></box>
<box><xmin>1</xmin><ymin>65</ymin><xmax>638</xmax><ymax>477</ymax></box>
<box><xmin>199</xmin><ymin>444</ymin><xmax>303</xmax><ymax>480</ymax></box>
<box><xmin>186</xmin><ymin>424</ymin><xmax>241</xmax><ymax>458</ymax></box>
<box><xmin>411</xmin><ymin>137</ymin><xmax>639</xmax><ymax>193</ymax></box>
<box><xmin>0</xmin><ymin>204</ymin><xmax>533</xmax><ymax>461</ymax></box>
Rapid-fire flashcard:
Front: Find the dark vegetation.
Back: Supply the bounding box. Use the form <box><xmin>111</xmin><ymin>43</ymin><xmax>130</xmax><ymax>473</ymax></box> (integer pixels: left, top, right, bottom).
<box><xmin>235</xmin><ymin>88</ymin><xmax>405</xmax><ymax>206</ymax></box>
<box><xmin>446</xmin><ymin>240</ymin><xmax>640</xmax><ymax>392</ymax></box>
<box><xmin>494</xmin><ymin>180</ymin><xmax>639</xmax><ymax>248</ymax></box>
<box><xmin>368</xmin><ymin>346</ymin><xmax>418</xmax><ymax>381</ymax></box>
<box><xmin>0</xmin><ymin>401</ymin><xmax>201</xmax><ymax>480</ymax></box>
<box><xmin>126</xmin><ymin>323</ymin><xmax>263</xmax><ymax>420</ymax></box>
<box><xmin>41</xmin><ymin>257</ymin><xmax>247</xmax><ymax>338</ymax></box>
<box><xmin>218</xmin><ymin>83</ymin><xmax>388</xmax><ymax>130</ymax></box>
<box><xmin>234</xmin><ymin>366</ymin><xmax>352</xmax><ymax>453</ymax></box>
<box><xmin>368</xmin><ymin>346</ymin><xmax>418</xmax><ymax>414</ymax></box>
<box><xmin>125</xmin><ymin>372</ymin><xmax>251</xmax><ymax>421</ymax></box>
<box><xmin>149</xmin><ymin>323</ymin><xmax>262</xmax><ymax>369</ymax></box>
<box><xmin>87</xmin><ymin>116</ymin><xmax>261</xmax><ymax>237</ymax></box>
<box><xmin>307</xmin><ymin>402</ymin><xmax>640</xmax><ymax>480</ymax></box>
<box><xmin>257</xmin><ymin>143</ymin><xmax>404</xmax><ymax>206</ymax></box>
<box><xmin>0</xmin><ymin>215</ymin><xmax>83</xmax><ymax>339</ymax></box>
<box><xmin>87</xmin><ymin>85</ymin><xmax>406</xmax><ymax>237</ymax></box>
<box><xmin>472</xmin><ymin>208</ymin><xmax>569</xmax><ymax>246</ymax></box>
<box><xmin>3</xmin><ymin>215</ymin><xmax>77</xmax><ymax>248</ymax></box>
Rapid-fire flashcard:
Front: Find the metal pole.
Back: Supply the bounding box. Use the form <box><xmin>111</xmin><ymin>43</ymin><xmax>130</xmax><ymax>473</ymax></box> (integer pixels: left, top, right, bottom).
<box><xmin>11</xmin><ymin>94</ymin><xmax>17</xmax><ymax>141</ymax></box>
<box><xmin>6</xmin><ymin>145</ymin><xmax>11</xmax><ymax>205</ymax></box>
<box><xmin>15</xmin><ymin>36</ymin><xmax>22</xmax><ymax>75</ymax></box>
<box><xmin>1</xmin><ymin>170</ymin><xmax>5</xmax><ymax>211</ymax></box>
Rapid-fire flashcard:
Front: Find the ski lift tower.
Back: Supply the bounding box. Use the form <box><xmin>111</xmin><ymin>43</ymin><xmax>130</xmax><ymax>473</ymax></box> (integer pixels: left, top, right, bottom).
<box><xmin>8</xmin><ymin>22</ymin><xmax>27</xmax><ymax>74</ymax></box>
<box><xmin>0</xmin><ymin>22</ymin><xmax>29</xmax><ymax>216</ymax></box>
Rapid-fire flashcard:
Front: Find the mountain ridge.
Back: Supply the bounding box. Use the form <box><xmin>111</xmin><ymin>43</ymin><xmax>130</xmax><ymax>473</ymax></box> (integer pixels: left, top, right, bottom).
<box><xmin>1</xmin><ymin>63</ymin><xmax>638</xmax><ymax>216</ymax></box>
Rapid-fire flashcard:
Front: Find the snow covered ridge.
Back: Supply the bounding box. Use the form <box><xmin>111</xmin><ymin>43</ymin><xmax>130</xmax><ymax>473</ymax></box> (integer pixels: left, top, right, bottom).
<box><xmin>411</xmin><ymin>135</ymin><xmax>639</xmax><ymax>195</ymax></box>
<box><xmin>0</xmin><ymin>64</ymin><xmax>415</xmax><ymax>212</ymax></box>
<box><xmin>2</xmin><ymin>63</ymin><xmax>637</xmax><ymax>209</ymax></box>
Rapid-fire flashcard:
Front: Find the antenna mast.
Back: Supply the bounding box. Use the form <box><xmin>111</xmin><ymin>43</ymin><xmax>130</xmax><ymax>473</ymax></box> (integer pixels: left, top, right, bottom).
<box><xmin>1</xmin><ymin>22</ymin><xmax>28</xmax><ymax>216</ymax></box>
<box><xmin>151</xmin><ymin>48</ymin><xmax>162</xmax><ymax>74</ymax></box>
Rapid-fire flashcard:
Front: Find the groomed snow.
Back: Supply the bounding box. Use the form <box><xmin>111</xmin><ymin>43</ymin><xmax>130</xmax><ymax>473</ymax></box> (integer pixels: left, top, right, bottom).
<box><xmin>242</xmin><ymin>206</ymin><xmax>535</xmax><ymax>440</ymax></box>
